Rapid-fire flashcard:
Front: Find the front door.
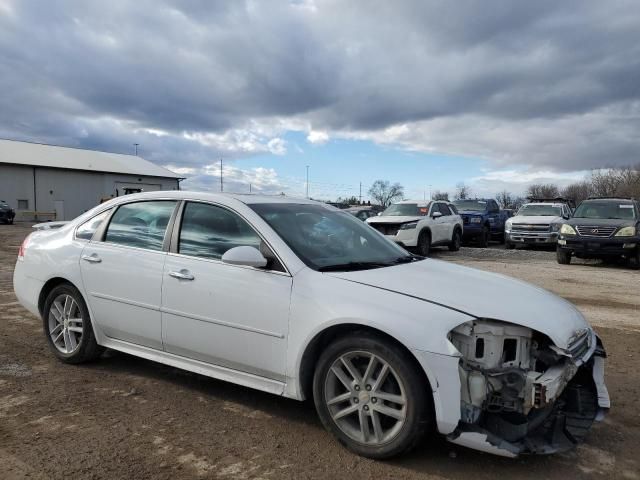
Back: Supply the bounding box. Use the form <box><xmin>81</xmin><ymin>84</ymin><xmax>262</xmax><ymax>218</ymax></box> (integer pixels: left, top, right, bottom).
<box><xmin>161</xmin><ymin>201</ymin><xmax>292</xmax><ymax>381</ymax></box>
<box><xmin>80</xmin><ymin>200</ymin><xmax>177</xmax><ymax>349</ymax></box>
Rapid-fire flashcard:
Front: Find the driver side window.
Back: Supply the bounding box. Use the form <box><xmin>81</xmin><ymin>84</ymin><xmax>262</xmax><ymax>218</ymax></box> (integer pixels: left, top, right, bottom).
<box><xmin>178</xmin><ymin>202</ymin><xmax>284</xmax><ymax>271</ymax></box>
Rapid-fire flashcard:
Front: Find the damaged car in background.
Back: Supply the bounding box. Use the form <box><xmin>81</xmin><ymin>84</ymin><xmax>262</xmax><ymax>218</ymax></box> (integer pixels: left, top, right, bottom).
<box><xmin>13</xmin><ymin>191</ymin><xmax>609</xmax><ymax>459</ymax></box>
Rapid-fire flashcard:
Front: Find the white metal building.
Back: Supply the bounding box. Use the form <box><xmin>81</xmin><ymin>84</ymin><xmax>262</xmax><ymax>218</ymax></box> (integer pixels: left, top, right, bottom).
<box><xmin>0</xmin><ymin>139</ymin><xmax>183</xmax><ymax>221</ymax></box>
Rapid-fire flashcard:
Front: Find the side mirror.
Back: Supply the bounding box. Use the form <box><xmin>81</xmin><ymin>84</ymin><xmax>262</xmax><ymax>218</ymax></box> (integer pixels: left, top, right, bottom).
<box><xmin>432</xmin><ymin>211</ymin><xmax>443</xmax><ymax>219</ymax></box>
<box><xmin>221</xmin><ymin>246</ymin><xmax>267</xmax><ymax>268</ymax></box>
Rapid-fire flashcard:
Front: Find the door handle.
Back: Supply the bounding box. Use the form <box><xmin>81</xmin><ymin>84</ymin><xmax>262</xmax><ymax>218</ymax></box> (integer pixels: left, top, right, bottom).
<box><xmin>82</xmin><ymin>254</ymin><xmax>102</xmax><ymax>263</ymax></box>
<box><xmin>169</xmin><ymin>269</ymin><xmax>195</xmax><ymax>281</ymax></box>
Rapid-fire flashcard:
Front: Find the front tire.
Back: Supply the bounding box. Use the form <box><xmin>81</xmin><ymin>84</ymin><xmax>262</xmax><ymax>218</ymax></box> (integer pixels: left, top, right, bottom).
<box><xmin>478</xmin><ymin>225</ymin><xmax>490</xmax><ymax>248</ymax></box>
<box><xmin>42</xmin><ymin>283</ymin><xmax>104</xmax><ymax>364</ymax></box>
<box><xmin>417</xmin><ymin>230</ymin><xmax>431</xmax><ymax>257</ymax></box>
<box><xmin>313</xmin><ymin>332</ymin><xmax>432</xmax><ymax>459</ymax></box>
<box><xmin>627</xmin><ymin>248</ymin><xmax>640</xmax><ymax>270</ymax></box>
<box><xmin>505</xmin><ymin>240</ymin><xmax>516</xmax><ymax>250</ymax></box>
<box><xmin>556</xmin><ymin>248</ymin><xmax>572</xmax><ymax>265</ymax></box>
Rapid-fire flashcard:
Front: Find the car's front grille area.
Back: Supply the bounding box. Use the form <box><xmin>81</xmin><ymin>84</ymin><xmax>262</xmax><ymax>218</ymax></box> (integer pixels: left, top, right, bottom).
<box><xmin>372</xmin><ymin>224</ymin><xmax>400</xmax><ymax>236</ymax></box>
<box><xmin>511</xmin><ymin>223</ymin><xmax>550</xmax><ymax>232</ymax></box>
<box><xmin>575</xmin><ymin>225</ymin><xmax>616</xmax><ymax>237</ymax></box>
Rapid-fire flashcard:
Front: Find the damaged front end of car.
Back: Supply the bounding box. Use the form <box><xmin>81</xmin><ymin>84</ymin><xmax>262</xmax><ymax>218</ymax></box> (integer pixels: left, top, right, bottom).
<box><xmin>445</xmin><ymin>319</ymin><xmax>610</xmax><ymax>457</ymax></box>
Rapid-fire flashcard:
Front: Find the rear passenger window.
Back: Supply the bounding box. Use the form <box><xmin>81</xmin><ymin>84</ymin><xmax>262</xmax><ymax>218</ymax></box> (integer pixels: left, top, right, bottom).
<box><xmin>76</xmin><ymin>209</ymin><xmax>110</xmax><ymax>241</ymax></box>
<box><xmin>179</xmin><ymin>202</ymin><xmax>262</xmax><ymax>260</ymax></box>
<box><xmin>104</xmin><ymin>201</ymin><xmax>177</xmax><ymax>251</ymax></box>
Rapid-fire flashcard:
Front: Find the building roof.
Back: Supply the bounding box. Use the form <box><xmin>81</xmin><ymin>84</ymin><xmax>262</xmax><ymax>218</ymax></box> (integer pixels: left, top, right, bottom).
<box><xmin>0</xmin><ymin>138</ymin><xmax>183</xmax><ymax>179</ymax></box>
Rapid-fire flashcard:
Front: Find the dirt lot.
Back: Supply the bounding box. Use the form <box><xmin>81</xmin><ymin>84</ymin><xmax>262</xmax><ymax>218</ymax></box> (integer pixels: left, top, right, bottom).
<box><xmin>1</xmin><ymin>223</ymin><xmax>639</xmax><ymax>480</ymax></box>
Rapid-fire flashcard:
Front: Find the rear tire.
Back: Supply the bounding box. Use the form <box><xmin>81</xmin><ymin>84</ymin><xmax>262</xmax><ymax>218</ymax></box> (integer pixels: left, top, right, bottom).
<box><xmin>42</xmin><ymin>283</ymin><xmax>104</xmax><ymax>364</ymax></box>
<box><xmin>417</xmin><ymin>230</ymin><xmax>431</xmax><ymax>257</ymax></box>
<box><xmin>448</xmin><ymin>228</ymin><xmax>461</xmax><ymax>252</ymax></box>
<box><xmin>313</xmin><ymin>332</ymin><xmax>432</xmax><ymax>459</ymax></box>
<box><xmin>556</xmin><ymin>248</ymin><xmax>572</xmax><ymax>265</ymax></box>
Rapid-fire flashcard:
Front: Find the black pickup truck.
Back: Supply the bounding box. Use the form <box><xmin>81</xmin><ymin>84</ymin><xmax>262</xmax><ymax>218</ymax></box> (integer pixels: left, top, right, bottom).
<box><xmin>557</xmin><ymin>197</ymin><xmax>640</xmax><ymax>269</ymax></box>
<box><xmin>0</xmin><ymin>200</ymin><xmax>15</xmax><ymax>224</ymax></box>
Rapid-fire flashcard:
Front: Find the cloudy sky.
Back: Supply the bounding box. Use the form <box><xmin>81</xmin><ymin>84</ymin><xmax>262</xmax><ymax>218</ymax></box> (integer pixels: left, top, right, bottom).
<box><xmin>1</xmin><ymin>0</ymin><xmax>639</xmax><ymax>200</ymax></box>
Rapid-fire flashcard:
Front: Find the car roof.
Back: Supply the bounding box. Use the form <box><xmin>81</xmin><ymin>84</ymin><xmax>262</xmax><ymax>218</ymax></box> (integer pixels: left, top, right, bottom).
<box><xmin>393</xmin><ymin>200</ymin><xmax>431</xmax><ymax>206</ymax></box>
<box><xmin>104</xmin><ymin>190</ymin><xmax>322</xmax><ymax>206</ymax></box>
<box><xmin>524</xmin><ymin>203</ymin><xmax>564</xmax><ymax>207</ymax></box>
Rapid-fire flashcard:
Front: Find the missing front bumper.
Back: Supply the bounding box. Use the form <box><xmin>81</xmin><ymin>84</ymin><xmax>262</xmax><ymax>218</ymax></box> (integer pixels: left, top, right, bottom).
<box><xmin>447</xmin><ymin>345</ymin><xmax>609</xmax><ymax>457</ymax></box>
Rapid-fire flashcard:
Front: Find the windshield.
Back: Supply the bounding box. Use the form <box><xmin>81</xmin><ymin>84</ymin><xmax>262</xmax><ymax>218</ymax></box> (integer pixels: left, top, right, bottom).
<box><xmin>249</xmin><ymin>203</ymin><xmax>417</xmax><ymax>271</ymax></box>
<box><xmin>381</xmin><ymin>203</ymin><xmax>429</xmax><ymax>216</ymax></box>
<box><xmin>573</xmin><ymin>201</ymin><xmax>636</xmax><ymax>220</ymax></box>
<box><xmin>452</xmin><ymin>200</ymin><xmax>487</xmax><ymax>212</ymax></box>
<box><xmin>517</xmin><ymin>205</ymin><xmax>562</xmax><ymax>217</ymax></box>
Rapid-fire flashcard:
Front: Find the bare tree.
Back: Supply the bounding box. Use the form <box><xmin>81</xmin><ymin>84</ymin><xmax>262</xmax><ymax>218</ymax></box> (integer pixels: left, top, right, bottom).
<box><xmin>526</xmin><ymin>183</ymin><xmax>560</xmax><ymax>199</ymax></box>
<box><xmin>496</xmin><ymin>190</ymin><xmax>513</xmax><ymax>209</ymax></box>
<box><xmin>562</xmin><ymin>181</ymin><xmax>592</xmax><ymax>204</ymax></box>
<box><xmin>590</xmin><ymin>167</ymin><xmax>640</xmax><ymax>198</ymax></box>
<box><xmin>432</xmin><ymin>190</ymin><xmax>449</xmax><ymax>201</ymax></box>
<box><xmin>368</xmin><ymin>180</ymin><xmax>404</xmax><ymax>207</ymax></box>
<box><xmin>454</xmin><ymin>182</ymin><xmax>471</xmax><ymax>200</ymax></box>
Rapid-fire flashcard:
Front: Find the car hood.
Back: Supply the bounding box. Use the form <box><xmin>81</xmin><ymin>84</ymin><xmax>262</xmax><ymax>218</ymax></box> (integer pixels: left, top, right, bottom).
<box><xmin>327</xmin><ymin>259</ymin><xmax>588</xmax><ymax>349</ymax></box>
<box><xmin>509</xmin><ymin>215</ymin><xmax>562</xmax><ymax>224</ymax></box>
<box><xmin>567</xmin><ymin>217</ymin><xmax>636</xmax><ymax>227</ymax></box>
<box><xmin>367</xmin><ymin>216</ymin><xmax>421</xmax><ymax>224</ymax></box>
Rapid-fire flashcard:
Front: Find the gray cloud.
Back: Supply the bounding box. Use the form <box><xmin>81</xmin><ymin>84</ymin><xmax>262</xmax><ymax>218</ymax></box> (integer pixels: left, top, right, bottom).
<box><xmin>0</xmin><ymin>0</ymin><xmax>639</xmax><ymax>175</ymax></box>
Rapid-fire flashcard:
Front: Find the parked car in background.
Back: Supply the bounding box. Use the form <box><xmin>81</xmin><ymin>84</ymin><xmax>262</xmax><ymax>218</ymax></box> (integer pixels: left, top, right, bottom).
<box><xmin>0</xmin><ymin>200</ymin><xmax>15</xmax><ymax>224</ymax></box>
<box><xmin>505</xmin><ymin>201</ymin><xmax>572</xmax><ymax>249</ymax></box>
<box><xmin>13</xmin><ymin>191</ymin><xmax>609</xmax><ymax>459</ymax></box>
<box><xmin>557</xmin><ymin>197</ymin><xmax>640</xmax><ymax>269</ymax></box>
<box><xmin>452</xmin><ymin>199</ymin><xmax>508</xmax><ymax>247</ymax></box>
<box><xmin>366</xmin><ymin>200</ymin><xmax>463</xmax><ymax>256</ymax></box>
<box><xmin>345</xmin><ymin>206</ymin><xmax>379</xmax><ymax>221</ymax></box>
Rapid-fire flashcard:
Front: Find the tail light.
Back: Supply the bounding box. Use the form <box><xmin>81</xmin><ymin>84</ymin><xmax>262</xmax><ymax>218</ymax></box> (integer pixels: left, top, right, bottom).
<box><xmin>17</xmin><ymin>234</ymin><xmax>32</xmax><ymax>260</ymax></box>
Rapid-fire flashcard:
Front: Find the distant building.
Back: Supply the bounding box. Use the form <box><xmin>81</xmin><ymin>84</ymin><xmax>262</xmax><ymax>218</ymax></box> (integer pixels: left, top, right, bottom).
<box><xmin>0</xmin><ymin>139</ymin><xmax>183</xmax><ymax>221</ymax></box>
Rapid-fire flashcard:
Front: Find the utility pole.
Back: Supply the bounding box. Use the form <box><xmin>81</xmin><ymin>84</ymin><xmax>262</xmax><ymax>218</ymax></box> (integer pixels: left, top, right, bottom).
<box><xmin>429</xmin><ymin>184</ymin><xmax>432</xmax><ymax>200</ymax></box>
<box><xmin>305</xmin><ymin>165</ymin><xmax>310</xmax><ymax>199</ymax></box>
<box><xmin>133</xmin><ymin>143</ymin><xmax>139</xmax><ymax>156</ymax></box>
<box><xmin>220</xmin><ymin>158</ymin><xmax>223</xmax><ymax>192</ymax></box>
<box><xmin>249</xmin><ymin>183</ymin><xmax>252</xmax><ymax>193</ymax></box>
<box><xmin>359</xmin><ymin>182</ymin><xmax>362</xmax><ymax>204</ymax></box>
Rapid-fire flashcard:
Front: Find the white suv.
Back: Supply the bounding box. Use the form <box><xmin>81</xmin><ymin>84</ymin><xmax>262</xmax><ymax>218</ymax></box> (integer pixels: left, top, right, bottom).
<box><xmin>366</xmin><ymin>200</ymin><xmax>463</xmax><ymax>256</ymax></box>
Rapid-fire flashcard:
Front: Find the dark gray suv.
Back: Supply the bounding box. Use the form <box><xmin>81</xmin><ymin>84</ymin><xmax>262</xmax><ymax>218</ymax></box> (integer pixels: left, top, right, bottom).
<box><xmin>557</xmin><ymin>197</ymin><xmax>640</xmax><ymax>269</ymax></box>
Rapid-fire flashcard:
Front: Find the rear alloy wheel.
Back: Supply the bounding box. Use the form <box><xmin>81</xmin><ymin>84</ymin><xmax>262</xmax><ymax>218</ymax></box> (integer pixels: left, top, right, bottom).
<box><xmin>556</xmin><ymin>248</ymin><xmax>572</xmax><ymax>265</ymax></box>
<box><xmin>478</xmin><ymin>226</ymin><xmax>490</xmax><ymax>248</ymax></box>
<box><xmin>313</xmin><ymin>333</ymin><xmax>431</xmax><ymax>459</ymax></box>
<box><xmin>43</xmin><ymin>284</ymin><xmax>104</xmax><ymax>364</ymax></box>
<box><xmin>417</xmin><ymin>230</ymin><xmax>431</xmax><ymax>257</ymax></box>
<box><xmin>448</xmin><ymin>229</ymin><xmax>461</xmax><ymax>252</ymax></box>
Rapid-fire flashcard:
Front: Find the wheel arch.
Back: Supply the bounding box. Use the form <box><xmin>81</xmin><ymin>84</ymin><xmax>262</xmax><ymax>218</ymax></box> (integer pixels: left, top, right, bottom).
<box><xmin>298</xmin><ymin>323</ymin><xmax>435</xmax><ymax>406</ymax></box>
<box><xmin>418</xmin><ymin>226</ymin><xmax>432</xmax><ymax>240</ymax></box>
<box><xmin>38</xmin><ymin>277</ymin><xmax>79</xmax><ymax>317</ymax></box>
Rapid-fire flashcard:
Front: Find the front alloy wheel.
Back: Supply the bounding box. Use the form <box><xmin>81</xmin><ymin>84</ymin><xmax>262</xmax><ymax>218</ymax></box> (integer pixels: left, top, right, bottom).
<box><xmin>313</xmin><ymin>333</ymin><xmax>431</xmax><ymax>459</ymax></box>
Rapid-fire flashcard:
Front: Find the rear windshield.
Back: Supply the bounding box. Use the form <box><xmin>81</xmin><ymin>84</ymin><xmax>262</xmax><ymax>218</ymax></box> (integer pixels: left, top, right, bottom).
<box><xmin>517</xmin><ymin>205</ymin><xmax>562</xmax><ymax>216</ymax></box>
<box><xmin>573</xmin><ymin>201</ymin><xmax>636</xmax><ymax>220</ymax></box>
<box><xmin>452</xmin><ymin>200</ymin><xmax>487</xmax><ymax>212</ymax></box>
<box><xmin>381</xmin><ymin>203</ymin><xmax>429</xmax><ymax>216</ymax></box>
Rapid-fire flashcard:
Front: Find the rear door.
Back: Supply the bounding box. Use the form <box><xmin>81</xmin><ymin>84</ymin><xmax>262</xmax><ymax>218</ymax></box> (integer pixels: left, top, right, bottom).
<box><xmin>437</xmin><ymin>203</ymin><xmax>455</xmax><ymax>241</ymax></box>
<box><xmin>80</xmin><ymin>200</ymin><xmax>178</xmax><ymax>349</ymax></box>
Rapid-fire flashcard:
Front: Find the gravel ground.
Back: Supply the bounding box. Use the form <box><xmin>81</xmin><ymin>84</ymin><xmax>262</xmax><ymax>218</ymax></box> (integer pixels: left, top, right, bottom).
<box><xmin>1</xmin><ymin>223</ymin><xmax>639</xmax><ymax>480</ymax></box>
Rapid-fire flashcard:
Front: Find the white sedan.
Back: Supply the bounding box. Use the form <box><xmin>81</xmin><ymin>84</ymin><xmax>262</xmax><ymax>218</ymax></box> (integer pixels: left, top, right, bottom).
<box><xmin>13</xmin><ymin>191</ymin><xmax>609</xmax><ymax>459</ymax></box>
